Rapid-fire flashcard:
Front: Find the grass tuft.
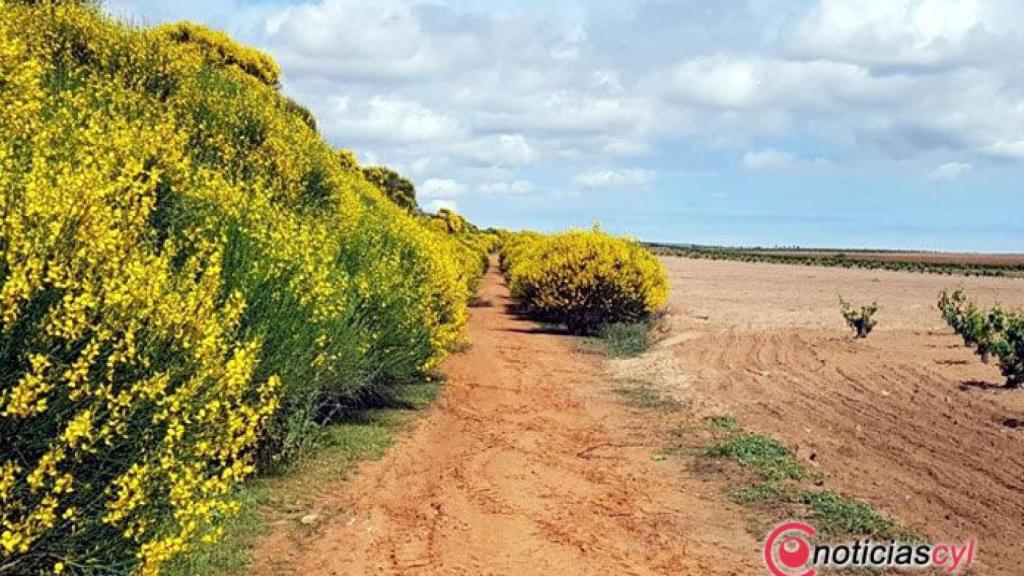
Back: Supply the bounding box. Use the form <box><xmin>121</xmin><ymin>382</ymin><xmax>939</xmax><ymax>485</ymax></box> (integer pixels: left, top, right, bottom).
<box><xmin>730</xmin><ymin>481</ymin><xmax>789</xmax><ymax>504</ymax></box>
<box><xmin>594</xmin><ymin>320</ymin><xmax>656</xmax><ymax>357</ymax></box>
<box><xmin>700</xmin><ymin>415</ymin><xmax>909</xmax><ymax>540</ymax></box>
<box><xmin>613</xmin><ymin>382</ymin><xmax>686</xmax><ymax>411</ymax></box>
<box><xmin>708</xmin><ymin>414</ymin><xmax>739</xmax><ymax>432</ymax></box>
<box><xmin>704</xmin><ymin>431</ymin><xmax>807</xmax><ymax>482</ymax></box>
<box><xmin>798</xmin><ymin>490</ymin><xmax>906</xmax><ymax>539</ymax></box>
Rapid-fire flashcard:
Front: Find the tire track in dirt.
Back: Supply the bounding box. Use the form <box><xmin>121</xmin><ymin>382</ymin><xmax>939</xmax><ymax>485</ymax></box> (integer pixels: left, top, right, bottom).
<box><xmin>248</xmin><ymin>263</ymin><xmax>761</xmax><ymax>576</ymax></box>
<box><xmin>613</xmin><ymin>257</ymin><xmax>1024</xmax><ymax>575</ymax></box>
<box><xmin>621</xmin><ymin>327</ymin><xmax>1024</xmax><ymax>573</ymax></box>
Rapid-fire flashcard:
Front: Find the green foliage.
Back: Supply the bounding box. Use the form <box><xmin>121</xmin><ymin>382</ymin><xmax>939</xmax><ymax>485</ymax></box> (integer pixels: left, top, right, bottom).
<box><xmin>704</xmin><ymin>431</ymin><xmax>807</xmax><ymax>482</ymax></box>
<box><xmin>797</xmin><ymin>490</ymin><xmax>903</xmax><ymax>539</ymax></box>
<box><xmin>613</xmin><ymin>382</ymin><xmax>685</xmax><ymax>411</ymax></box>
<box><xmin>938</xmin><ymin>289</ymin><xmax>969</xmax><ymax>340</ymax></box>
<box><xmin>730</xmin><ymin>484</ymin><xmax>905</xmax><ymax>539</ymax></box>
<box><xmin>708</xmin><ymin>414</ymin><xmax>739</xmax><ymax>432</ymax></box>
<box><xmin>839</xmin><ymin>297</ymin><xmax>879</xmax><ymax>338</ymax></box>
<box><xmin>362</xmin><ymin>166</ymin><xmax>418</xmax><ymax>213</ymax></box>
<box><xmin>594</xmin><ymin>320</ymin><xmax>655</xmax><ymax>357</ymax></box>
<box><xmin>730</xmin><ymin>480</ymin><xmax>789</xmax><ymax>504</ymax></box>
<box><xmin>938</xmin><ymin>290</ymin><xmax>1024</xmax><ymax>387</ymax></box>
<box><xmin>1001</xmin><ymin>317</ymin><xmax>1024</xmax><ymax>388</ymax></box>
<box><xmin>704</xmin><ymin>416</ymin><xmax>907</xmax><ymax>540</ymax></box>
<box><xmin>652</xmin><ymin>244</ymin><xmax>1024</xmax><ymax>278</ymax></box>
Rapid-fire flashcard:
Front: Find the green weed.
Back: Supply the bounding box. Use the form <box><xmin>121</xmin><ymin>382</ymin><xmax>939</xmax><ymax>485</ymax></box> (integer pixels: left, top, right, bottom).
<box><xmin>701</xmin><ymin>415</ymin><xmax>908</xmax><ymax>540</ymax></box>
<box><xmin>730</xmin><ymin>481</ymin><xmax>790</xmax><ymax>504</ymax></box>
<box><xmin>704</xmin><ymin>431</ymin><xmax>807</xmax><ymax>482</ymax></box>
<box><xmin>708</xmin><ymin>414</ymin><xmax>739</xmax><ymax>432</ymax></box>
<box><xmin>594</xmin><ymin>320</ymin><xmax>656</xmax><ymax>357</ymax></box>
<box><xmin>613</xmin><ymin>382</ymin><xmax>685</xmax><ymax>411</ymax></box>
<box><xmin>797</xmin><ymin>490</ymin><xmax>906</xmax><ymax>539</ymax></box>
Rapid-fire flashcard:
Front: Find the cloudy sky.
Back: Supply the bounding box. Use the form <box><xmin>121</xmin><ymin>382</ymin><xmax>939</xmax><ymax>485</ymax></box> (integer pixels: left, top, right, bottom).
<box><xmin>106</xmin><ymin>0</ymin><xmax>1023</xmax><ymax>251</ymax></box>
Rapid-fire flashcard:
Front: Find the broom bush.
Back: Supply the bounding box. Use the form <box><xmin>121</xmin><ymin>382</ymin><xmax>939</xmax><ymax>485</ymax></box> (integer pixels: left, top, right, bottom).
<box><xmin>500</xmin><ymin>229</ymin><xmax>668</xmax><ymax>334</ymax></box>
<box><xmin>152</xmin><ymin>21</ymin><xmax>281</xmax><ymax>87</ymax></box>
<box><xmin>0</xmin><ymin>3</ymin><xmax>489</xmax><ymax>574</ymax></box>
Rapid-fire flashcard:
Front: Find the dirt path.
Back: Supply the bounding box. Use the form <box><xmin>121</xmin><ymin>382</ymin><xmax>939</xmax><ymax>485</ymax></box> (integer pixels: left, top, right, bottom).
<box><xmin>249</xmin><ymin>264</ymin><xmax>760</xmax><ymax>575</ymax></box>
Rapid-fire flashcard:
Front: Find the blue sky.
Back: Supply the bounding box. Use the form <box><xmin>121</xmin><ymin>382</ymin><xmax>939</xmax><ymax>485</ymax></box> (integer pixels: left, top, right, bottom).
<box><xmin>106</xmin><ymin>0</ymin><xmax>1023</xmax><ymax>251</ymax></box>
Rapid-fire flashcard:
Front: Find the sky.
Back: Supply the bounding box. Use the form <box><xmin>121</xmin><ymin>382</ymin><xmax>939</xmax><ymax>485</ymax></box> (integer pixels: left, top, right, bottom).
<box><xmin>104</xmin><ymin>0</ymin><xmax>1023</xmax><ymax>251</ymax></box>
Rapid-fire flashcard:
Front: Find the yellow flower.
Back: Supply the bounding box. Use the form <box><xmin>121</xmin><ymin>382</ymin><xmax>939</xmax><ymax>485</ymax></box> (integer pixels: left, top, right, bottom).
<box><xmin>500</xmin><ymin>229</ymin><xmax>669</xmax><ymax>334</ymax></box>
<box><xmin>1</xmin><ymin>530</ymin><xmax>23</xmax><ymax>554</ymax></box>
<box><xmin>0</xmin><ymin>3</ymin><xmax>490</xmax><ymax>573</ymax></box>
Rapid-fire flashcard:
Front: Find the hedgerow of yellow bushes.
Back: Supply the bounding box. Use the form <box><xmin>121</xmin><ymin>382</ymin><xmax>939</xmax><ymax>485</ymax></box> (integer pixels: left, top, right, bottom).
<box><xmin>0</xmin><ymin>3</ymin><xmax>490</xmax><ymax>574</ymax></box>
<box><xmin>501</xmin><ymin>229</ymin><xmax>669</xmax><ymax>334</ymax></box>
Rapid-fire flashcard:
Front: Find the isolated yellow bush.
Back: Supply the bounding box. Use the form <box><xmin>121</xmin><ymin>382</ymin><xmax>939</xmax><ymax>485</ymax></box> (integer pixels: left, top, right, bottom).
<box><xmin>0</xmin><ymin>4</ymin><xmax>486</xmax><ymax>574</ymax></box>
<box><xmin>501</xmin><ymin>229</ymin><xmax>669</xmax><ymax>333</ymax></box>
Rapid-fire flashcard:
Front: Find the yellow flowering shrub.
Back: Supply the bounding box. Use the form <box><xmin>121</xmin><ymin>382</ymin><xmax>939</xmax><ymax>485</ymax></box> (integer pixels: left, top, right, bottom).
<box><xmin>282</xmin><ymin>96</ymin><xmax>317</xmax><ymax>132</ymax></box>
<box><xmin>431</xmin><ymin>209</ymin><xmax>466</xmax><ymax>234</ymax></box>
<box><xmin>361</xmin><ymin>166</ymin><xmax>418</xmax><ymax>213</ymax></box>
<box><xmin>0</xmin><ymin>3</ymin><xmax>487</xmax><ymax>574</ymax></box>
<box><xmin>152</xmin><ymin>21</ymin><xmax>281</xmax><ymax>87</ymax></box>
<box><xmin>427</xmin><ymin>210</ymin><xmax>500</xmax><ymax>286</ymax></box>
<box><xmin>500</xmin><ymin>229</ymin><xmax>669</xmax><ymax>334</ymax></box>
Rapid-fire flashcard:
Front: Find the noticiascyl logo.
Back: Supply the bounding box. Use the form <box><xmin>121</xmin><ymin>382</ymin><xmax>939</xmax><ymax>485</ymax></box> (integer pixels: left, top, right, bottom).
<box><xmin>763</xmin><ymin>521</ymin><xmax>816</xmax><ymax>576</ymax></box>
<box><xmin>762</xmin><ymin>520</ymin><xmax>976</xmax><ymax>575</ymax></box>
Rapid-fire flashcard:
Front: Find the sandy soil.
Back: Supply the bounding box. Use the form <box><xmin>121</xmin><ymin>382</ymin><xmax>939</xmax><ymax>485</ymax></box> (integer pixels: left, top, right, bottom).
<box><xmin>248</xmin><ymin>264</ymin><xmax>761</xmax><ymax>576</ymax></box>
<box><xmin>612</xmin><ymin>257</ymin><xmax>1024</xmax><ymax>575</ymax></box>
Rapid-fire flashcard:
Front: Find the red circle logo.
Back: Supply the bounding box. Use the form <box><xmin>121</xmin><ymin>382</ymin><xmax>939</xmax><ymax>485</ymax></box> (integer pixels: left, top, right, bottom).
<box><xmin>763</xmin><ymin>521</ymin><xmax>816</xmax><ymax>576</ymax></box>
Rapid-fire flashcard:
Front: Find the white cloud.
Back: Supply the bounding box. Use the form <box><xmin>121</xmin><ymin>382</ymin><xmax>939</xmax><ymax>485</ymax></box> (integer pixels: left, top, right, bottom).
<box><xmin>426</xmin><ymin>199</ymin><xmax>458</xmax><ymax>213</ymax></box>
<box><xmin>666</xmin><ymin>57</ymin><xmax>760</xmax><ymax>108</ymax></box>
<box><xmin>470</xmin><ymin>134</ymin><xmax>537</xmax><ymax>166</ymax></box>
<box><xmin>470</xmin><ymin>92</ymin><xmax>655</xmax><ymax>141</ymax></box>
<box><xmin>550</xmin><ymin>26</ymin><xmax>584</xmax><ymax>61</ymax></box>
<box><xmin>419</xmin><ymin>178</ymin><xmax>466</xmax><ymax>198</ymax></box>
<box><xmin>478</xmin><ymin>180</ymin><xmax>535</xmax><ymax>195</ymax></box>
<box><xmin>320</xmin><ymin>96</ymin><xmax>463</xmax><ymax>144</ymax></box>
<box><xmin>928</xmin><ymin>161</ymin><xmax>973</xmax><ymax>180</ymax></box>
<box><xmin>980</xmin><ymin>140</ymin><xmax>1024</xmax><ymax>161</ymax></box>
<box><xmin>662</xmin><ymin>56</ymin><xmax>909</xmax><ymax>112</ymax></box>
<box><xmin>793</xmin><ymin>0</ymin><xmax>995</xmax><ymax>69</ymax></box>
<box><xmin>263</xmin><ymin>0</ymin><xmax>468</xmax><ymax>81</ymax></box>
<box><xmin>573</xmin><ymin>169</ymin><xmax>655</xmax><ymax>189</ymax></box>
<box><xmin>103</xmin><ymin>0</ymin><xmax>1024</xmax><ymax>216</ymax></box>
<box><xmin>743</xmin><ymin>148</ymin><xmax>796</xmax><ymax>170</ymax></box>
<box><xmin>409</xmin><ymin>157</ymin><xmax>432</xmax><ymax>174</ymax></box>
